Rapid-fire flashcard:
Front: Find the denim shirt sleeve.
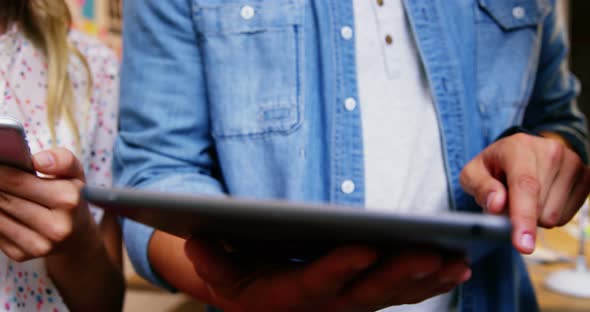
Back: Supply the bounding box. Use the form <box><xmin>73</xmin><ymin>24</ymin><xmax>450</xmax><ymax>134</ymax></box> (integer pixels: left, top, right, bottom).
<box><xmin>523</xmin><ymin>1</ymin><xmax>589</xmax><ymax>163</ymax></box>
<box><xmin>115</xmin><ymin>0</ymin><xmax>226</xmax><ymax>289</ymax></box>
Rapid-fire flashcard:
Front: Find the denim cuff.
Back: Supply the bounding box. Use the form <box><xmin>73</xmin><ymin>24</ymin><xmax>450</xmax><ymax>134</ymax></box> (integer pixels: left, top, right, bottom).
<box><xmin>120</xmin><ymin>173</ymin><xmax>226</xmax><ymax>291</ymax></box>
<box><xmin>122</xmin><ymin>218</ymin><xmax>177</xmax><ymax>292</ymax></box>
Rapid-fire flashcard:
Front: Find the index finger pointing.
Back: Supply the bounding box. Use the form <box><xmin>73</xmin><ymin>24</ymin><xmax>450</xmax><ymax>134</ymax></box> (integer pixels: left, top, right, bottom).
<box><xmin>506</xmin><ymin>163</ymin><xmax>540</xmax><ymax>254</ymax></box>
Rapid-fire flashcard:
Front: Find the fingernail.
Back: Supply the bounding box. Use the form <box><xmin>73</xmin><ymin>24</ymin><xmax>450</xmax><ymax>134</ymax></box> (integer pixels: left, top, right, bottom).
<box><xmin>439</xmin><ymin>269</ymin><xmax>470</xmax><ymax>284</ymax></box>
<box><xmin>35</xmin><ymin>152</ymin><xmax>55</xmax><ymax>168</ymax></box>
<box><xmin>520</xmin><ymin>233</ymin><xmax>535</xmax><ymax>253</ymax></box>
<box><xmin>485</xmin><ymin>192</ymin><xmax>496</xmax><ymax>211</ymax></box>
<box><xmin>460</xmin><ymin>269</ymin><xmax>472</xmax><ymax>282</ymax></box>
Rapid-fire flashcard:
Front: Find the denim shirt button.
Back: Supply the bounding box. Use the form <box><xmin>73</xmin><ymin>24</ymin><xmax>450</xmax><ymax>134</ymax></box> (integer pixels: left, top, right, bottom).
<box><xmin>240</xmin><ymin>5</ymin><xmax>255</xmax><ymax>20</ymax></box>
<box><xmin>341</xmin><ymin>26</ymin><xmax>354</xmax><ymax>40</ymax></box>
<box><xmin>512</xmin><ymin>6</ymin><xmax>526</xmax><ymax>19</ymax></box>
<box><xmin>479</xmin><ymin>104</ymin><xmax>486</xmax><ymax>114</ymax></box>
<box><xmin>341</xmin><ymin>180</ymin><xmax>356</xmax><ymax>194</ymax></box>
<box><xmin>344</xmin><ymin>97</ymin><xmax>357</xmax><ymax>111</ymax></box>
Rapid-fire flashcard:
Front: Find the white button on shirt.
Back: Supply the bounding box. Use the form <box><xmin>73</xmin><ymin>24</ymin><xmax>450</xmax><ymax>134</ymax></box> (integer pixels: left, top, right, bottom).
<box><xmin>341</xmin><ymin>26</ymin><xmax>354</xmax><ymax>40</ymax></box>
<box><xmin>341</xmin><ymin>180</ymin><xmax>356</xmax><ymax>194</ymax></box>
<box><xmin>512</xmin><ymin>6</ymin><xmax>526</xmax><ymax>19</ymax></box>
<box><xmin>344</xmin><ymin>97</ymin><xmax>357</xmax><ymax>111</ymax></box>
<box><xmin>241</xmin><ymin>5</ymin><xmax>255</xmax><ymax>20</ymax></box>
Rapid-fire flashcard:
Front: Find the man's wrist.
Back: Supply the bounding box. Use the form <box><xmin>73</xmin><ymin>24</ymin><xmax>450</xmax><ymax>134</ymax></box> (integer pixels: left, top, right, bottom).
<box><xmin>539</xmin><ymin>131</ymin><xmax>574</xmax><ymax>149</ymax></box>
<box><xmin>496</xmin><ymin>126</ymin><xmax>541</xmax><ymax>141</ymax></box>
<box><xmin>496</xmin><ymin>127</ymin><xmax>578</xmax><ymax>158</ymax></box>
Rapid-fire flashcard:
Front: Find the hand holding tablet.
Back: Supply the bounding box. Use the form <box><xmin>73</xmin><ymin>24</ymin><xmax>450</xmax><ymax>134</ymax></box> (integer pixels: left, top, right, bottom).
<box><xmin>183</xmin><ymin>237</ymin><xmax>472</xmax><ymax>311</ymax></box>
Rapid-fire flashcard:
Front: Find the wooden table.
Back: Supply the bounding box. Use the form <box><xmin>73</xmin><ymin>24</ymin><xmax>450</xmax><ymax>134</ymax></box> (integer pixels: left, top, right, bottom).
<box><xmin>527</xmin><ymin>227</ymin><xmax>590</xmax><ymax>312</ymax></box>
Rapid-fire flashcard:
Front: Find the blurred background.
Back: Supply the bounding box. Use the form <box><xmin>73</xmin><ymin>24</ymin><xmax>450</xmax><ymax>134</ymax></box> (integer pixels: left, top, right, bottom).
<box><xmin>570</xmin><ymin>1</ymin><xmax>590</xmax><ymax>121</ymax></box>
<box><xmin>67</xmin><ymin>0</ymin><xmax>122</xmax><ymax>55</ymax></box>
<box><xmin>64</xmin><ymin>1</ymin><xmax>590</xmax><ymax>311</ymax></box>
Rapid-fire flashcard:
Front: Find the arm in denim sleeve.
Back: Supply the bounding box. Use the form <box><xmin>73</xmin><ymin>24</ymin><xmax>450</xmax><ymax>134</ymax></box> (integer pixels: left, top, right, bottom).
<box><xmin>114</xmin><ymin>0</ymin><xmax>225</xmax><ymax>289</ymax></box>
<box><xmin>523</xmin><ymin>1</ymin><xmax>589</xmax><ymax>163</ymax></box>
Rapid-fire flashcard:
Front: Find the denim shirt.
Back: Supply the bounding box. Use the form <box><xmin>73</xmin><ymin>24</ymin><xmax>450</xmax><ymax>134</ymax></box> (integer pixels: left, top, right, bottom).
<box><xmin>115</xmin><ymin>0</ymin><xmax>588</xmax><ymax>311</ymax></box>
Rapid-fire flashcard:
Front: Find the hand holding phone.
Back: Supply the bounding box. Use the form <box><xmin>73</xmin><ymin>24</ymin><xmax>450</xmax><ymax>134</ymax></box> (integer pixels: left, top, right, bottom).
<box><xmin>0</xmin><ymin>146</ymin><xmax>97</xmax><ymax>262</ymax></box>
<box><xmin>0</xmin><ymin>116</ymin><xmax>35</xmax><ymax>173</ymax></box>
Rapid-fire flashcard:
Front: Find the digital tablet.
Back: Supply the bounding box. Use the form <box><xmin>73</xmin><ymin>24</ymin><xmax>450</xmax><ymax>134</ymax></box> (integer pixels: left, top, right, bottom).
<box><xmin>83</xmin><ymin>186</ymin><xmax>512</xmax><ymax>260</ymax></box>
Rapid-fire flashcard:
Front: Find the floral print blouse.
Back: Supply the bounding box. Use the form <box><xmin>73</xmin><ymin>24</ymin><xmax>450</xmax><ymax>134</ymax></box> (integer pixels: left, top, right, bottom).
<box><xmin>0</xmin><ymin>26</ymin><xmax>119</xmax><ymax>312</ymax></box>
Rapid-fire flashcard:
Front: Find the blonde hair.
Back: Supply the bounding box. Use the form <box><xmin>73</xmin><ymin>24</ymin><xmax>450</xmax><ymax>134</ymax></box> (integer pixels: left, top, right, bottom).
<box><xmin>3</xmin><ymin>0</ymin><xmax>91</xmax><ymax>152</ymax></box>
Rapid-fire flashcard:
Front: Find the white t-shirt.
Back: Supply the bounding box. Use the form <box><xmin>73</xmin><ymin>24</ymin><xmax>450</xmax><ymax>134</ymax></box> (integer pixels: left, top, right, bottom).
<box><xmin>353</xmin><ymin>0</ymin><xmax>453</xmax><ymax>311</ymax></box>
<box><xmin>0</xmin><ymin>27</ymin><xmax>118</xmax><ymax>311</ymax></box>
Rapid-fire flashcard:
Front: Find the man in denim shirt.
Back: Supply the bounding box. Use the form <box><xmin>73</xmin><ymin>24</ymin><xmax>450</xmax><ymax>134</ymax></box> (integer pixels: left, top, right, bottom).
<box><xmin>115</xmin><ymin>0</ymin><xmax>590</xmax><ymax>311</ymax></box>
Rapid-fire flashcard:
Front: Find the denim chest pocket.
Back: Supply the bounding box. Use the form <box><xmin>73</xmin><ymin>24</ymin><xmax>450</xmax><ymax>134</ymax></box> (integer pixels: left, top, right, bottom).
<box><xmin>475</xmin><ymin>0</ymin><xmax>550</xmax><ymax>118</ymax></box>
<box><xmin>192</xmin><ymin>0</ymin><xmax>305</xmax><ymax>139</ymax></box>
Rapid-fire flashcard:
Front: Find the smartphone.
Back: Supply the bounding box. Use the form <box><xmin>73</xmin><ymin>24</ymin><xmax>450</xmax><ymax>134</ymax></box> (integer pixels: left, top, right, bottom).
<box><xmin>0</xmin><ymin>116</ymin><xmax>35</xmax><ymax>173</ymax></box>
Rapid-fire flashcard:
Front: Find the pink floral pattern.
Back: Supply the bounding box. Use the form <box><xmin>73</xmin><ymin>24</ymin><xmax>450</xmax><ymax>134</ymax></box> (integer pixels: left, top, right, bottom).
<box><xmin>0</xmin><ymin>26</ymin><xmax>119</xmax><ymax>311</ymax></box>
